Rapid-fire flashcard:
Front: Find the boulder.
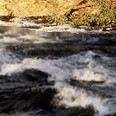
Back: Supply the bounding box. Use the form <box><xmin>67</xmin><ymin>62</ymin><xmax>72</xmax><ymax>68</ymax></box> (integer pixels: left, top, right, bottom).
<box><xmin>0</xmin><ymin>69</ymin><xmax>56</xmax><ymax>113</ymax></box>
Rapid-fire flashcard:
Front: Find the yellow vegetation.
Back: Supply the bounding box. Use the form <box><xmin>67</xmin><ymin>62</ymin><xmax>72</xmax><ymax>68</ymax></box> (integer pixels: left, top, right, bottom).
<box><xmin>0</xmin><ymin>0</ymin><xmax>115</xmax><ymax>27</ymax></box>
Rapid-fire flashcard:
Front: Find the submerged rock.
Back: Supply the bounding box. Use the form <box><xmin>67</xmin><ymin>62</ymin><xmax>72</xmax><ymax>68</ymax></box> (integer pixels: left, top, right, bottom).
<box><xmin>55</xmin><ymin>105</ymin><xmax>96</xmax><ymax>116</ymax></box>
<box><xmin>0</xmin><ymin>69</ymin><xmax>56</xmax><ymax>113</ymax></box>
<box><xmin>0</xmin><ymin>69</ymin><xmax>98</xmax><ymax>116</ymax></box>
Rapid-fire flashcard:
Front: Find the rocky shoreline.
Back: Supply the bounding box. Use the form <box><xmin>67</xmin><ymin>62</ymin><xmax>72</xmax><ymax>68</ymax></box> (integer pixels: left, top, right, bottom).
<box><xmin>0</xmin><ymin>0</ymin><xmax>115</xmax><ymax>27</ymax></box>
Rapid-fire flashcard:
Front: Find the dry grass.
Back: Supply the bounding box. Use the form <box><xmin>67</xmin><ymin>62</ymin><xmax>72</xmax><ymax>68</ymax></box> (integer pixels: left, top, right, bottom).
<box><xmin>54</xmin><ymin>0</ymin><xmax>116</xmax><ymax>27</ymax></box>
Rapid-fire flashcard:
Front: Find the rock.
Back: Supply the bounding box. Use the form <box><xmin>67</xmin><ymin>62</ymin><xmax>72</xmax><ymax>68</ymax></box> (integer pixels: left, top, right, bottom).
<box><xmin>69</xmin><ymin>79</ymin><xmax>116</xmax><ymax>98</ymax></box>
<box><xmin>55</xmin><ymin>105</ymin><xmax>96</xmax><ymax>116</ymax></box>
<box><xmin>21</xmin><ymin>69</ymin><xmax>52</xmax><ymax>83</ymax></box>
<box><xmin>0</xmin><ymin>0</ymin><xmax>115</xmax><ymax>27</ymax></box>
<box><xmin>0</xmin><ymin>69</ymin><xmax>56</xmax><ymax>113</ymax></box>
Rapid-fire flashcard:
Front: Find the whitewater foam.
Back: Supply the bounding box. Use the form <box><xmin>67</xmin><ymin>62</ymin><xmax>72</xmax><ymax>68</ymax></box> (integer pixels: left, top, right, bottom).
<box><xmin>54</xmin><ymin>82</ymin><xmax>115</xmax><ymax>116</ymax></box>
<box><xmin>0</xmin><ymin>17</ymin><xmax>116</xmax><ymax>116</ymax></box>
<box><xmin>1</xmin><ymin>51</ymin><xmax>116</xmax><ymax>115</ymax></box>
<box><xmin>0</xmin><ymin>51</ymin><xmax>115</xmax><ymax>82</ymax></box>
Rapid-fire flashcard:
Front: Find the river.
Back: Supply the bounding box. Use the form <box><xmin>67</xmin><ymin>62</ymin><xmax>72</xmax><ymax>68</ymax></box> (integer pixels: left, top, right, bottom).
<box><xmin>0</xmin><ymin>17</ymin><xmax>116</xmax><ymax>116</ymax></box>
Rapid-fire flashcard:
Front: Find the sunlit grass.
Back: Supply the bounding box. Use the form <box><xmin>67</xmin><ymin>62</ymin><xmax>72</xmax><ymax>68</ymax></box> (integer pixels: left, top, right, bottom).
<box><xmin>54</xmin><ymin>0</ymin><xmax>116</xmax><ymax>27</ymax></box>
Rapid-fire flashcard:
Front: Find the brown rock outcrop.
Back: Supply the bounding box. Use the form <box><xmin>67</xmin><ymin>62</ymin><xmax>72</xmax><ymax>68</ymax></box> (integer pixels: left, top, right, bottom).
<box><xmin>0</xmin><ymin>0</ymin><xmax>99</xmax><ymax>16</ymax></box>
<box><xmin>0</xmin><ymin>0</ymin><xmax>58</xmax><ymax>16</ymax></box>
<box><xmin>0</xmin><ymin>0</ymin><xmax>115</xmax><ymax>27</ymax></box>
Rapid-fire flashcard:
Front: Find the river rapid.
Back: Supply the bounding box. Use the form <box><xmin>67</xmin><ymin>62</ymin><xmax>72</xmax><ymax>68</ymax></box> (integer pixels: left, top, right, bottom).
<box><xmin>0</xmin><ymin>17</ymin><xmax>116</xmax><ymax>116</ymax></box>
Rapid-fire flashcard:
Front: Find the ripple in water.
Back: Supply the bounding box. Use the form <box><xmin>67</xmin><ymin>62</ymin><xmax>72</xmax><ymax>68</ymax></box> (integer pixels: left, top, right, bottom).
<box><xmin>0</xmin><ymin>50</ymin><xmax>116</xmax><ymax>116</ymax></box>
<box><xmin>0</xmin><ymin>19</ymin><xmax>116</xmax><ymax>116</ymax></box>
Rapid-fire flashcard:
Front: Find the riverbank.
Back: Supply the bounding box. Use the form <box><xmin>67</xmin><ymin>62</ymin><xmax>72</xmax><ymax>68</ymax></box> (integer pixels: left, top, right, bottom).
<box><xmin>0</xmin><ymin>0</ymin><xmax>115</xmax><ymax>28</ymax></box>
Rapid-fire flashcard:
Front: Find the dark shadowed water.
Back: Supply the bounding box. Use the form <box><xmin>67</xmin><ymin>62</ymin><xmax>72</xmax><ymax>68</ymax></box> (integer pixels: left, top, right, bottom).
<box><xmin>0</xmin><ymin>18</ymin><xmax>116</xmax><ymax>116</ymax></box>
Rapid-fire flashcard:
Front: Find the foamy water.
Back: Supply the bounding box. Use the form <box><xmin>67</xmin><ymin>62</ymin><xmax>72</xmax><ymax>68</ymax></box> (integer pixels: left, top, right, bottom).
<box><xmin>0</xmin><ymin>50</ymin><xmax>116</xmax><ymax>116</ymax></box>
<box><xmin>0</xmin><ymin>18</ymin><xmax>116</xmax><ymax>116</ymax></box>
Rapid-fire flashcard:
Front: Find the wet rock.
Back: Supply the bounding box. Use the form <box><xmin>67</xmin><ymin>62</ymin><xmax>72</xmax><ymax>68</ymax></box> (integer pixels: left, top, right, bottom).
<box><xmin>55</xmin><ymin>105</ymin><xmax>96</xmax><ymax>116</ymax></box>
<box><xmin>105</xmin><ymin>114</ymin><xmax>116</xmax><ymax>116</ymax></box>
<box><xmin>20</xmin><ymin>69</ymin><xmax>52</xmax><ymax>83</ymax></box>
<box><xmin>69</xmin><ymin>79</ymin><xmax>116</xmax><ymax>98</ymax></box>
<box><xmin>0</xmin><ymin>69</ymin><xmax>56</xmax><ymax>113</ymax></box>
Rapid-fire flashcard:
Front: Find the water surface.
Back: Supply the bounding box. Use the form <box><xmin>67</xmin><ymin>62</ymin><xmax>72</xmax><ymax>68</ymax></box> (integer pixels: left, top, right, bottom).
<box><xmin>0</xmin><ymin>18</ymin><xmax>116</xmax><ymax>116</ymax></box>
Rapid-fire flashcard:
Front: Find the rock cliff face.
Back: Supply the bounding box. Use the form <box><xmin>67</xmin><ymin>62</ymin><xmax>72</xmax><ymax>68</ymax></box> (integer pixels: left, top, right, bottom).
<box><xmin>0</xmin><ymin>0</ymin><xmax>115</xmax><ymax>27</ymax></box>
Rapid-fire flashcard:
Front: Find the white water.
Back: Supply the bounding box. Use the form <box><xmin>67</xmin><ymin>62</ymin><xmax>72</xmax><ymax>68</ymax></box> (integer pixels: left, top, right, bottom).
<box><xmin>0</xmin><ymin>19</ymin><xmax>116</xmax><ymax>116</ymax></box>
<box><xmin>0</xmin><ymin>50</ymin><xmax>116</xmax><ymax>116</ymax></box>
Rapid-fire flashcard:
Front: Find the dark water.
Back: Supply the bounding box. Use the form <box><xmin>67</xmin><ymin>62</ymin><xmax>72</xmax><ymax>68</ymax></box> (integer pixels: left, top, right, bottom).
<box><xmin>0</xmin><ymin>20</ymin><xmax>116</xmax><ymax>116</ymax></box>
